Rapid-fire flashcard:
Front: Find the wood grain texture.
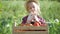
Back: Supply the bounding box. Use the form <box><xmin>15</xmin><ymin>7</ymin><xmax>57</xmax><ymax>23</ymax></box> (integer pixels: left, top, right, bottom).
<box><xmin>12</xmin><ymin>24</ymin><xmax>49</xmax><ymax>34</ymax></box>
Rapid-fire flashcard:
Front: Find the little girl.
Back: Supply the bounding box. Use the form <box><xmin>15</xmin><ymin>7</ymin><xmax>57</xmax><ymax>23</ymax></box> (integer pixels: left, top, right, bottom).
<box><xmin>21</xmin><ymin>0</ymin><xmax>46</xmax><ymax>26</ymax></box>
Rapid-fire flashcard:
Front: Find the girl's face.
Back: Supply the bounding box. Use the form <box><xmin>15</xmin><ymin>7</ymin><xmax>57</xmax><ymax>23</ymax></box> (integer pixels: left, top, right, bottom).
<box><xmin>27</xmin><ymin>2</ymin><xmax>38</xmax><ymax>14</ymax></box>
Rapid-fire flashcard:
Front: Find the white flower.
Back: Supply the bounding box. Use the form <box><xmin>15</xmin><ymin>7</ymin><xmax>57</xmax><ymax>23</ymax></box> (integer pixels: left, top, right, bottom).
<box><xmin>6</xmin><ymin>24</ymin><xmax>9</xmax><ymax>27</ymax></box>
<box><xmin>15</xmin><ymin>21</ymin><xmax>17</xmax><ymax>26</ymax></box>
<box><xmin>55</xmin><ymin>19</ymin><xmax>59</xmax><ymax>22</ymax></box>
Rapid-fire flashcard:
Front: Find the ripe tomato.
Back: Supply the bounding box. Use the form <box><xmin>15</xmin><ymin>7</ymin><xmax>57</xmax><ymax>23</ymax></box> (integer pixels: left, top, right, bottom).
<box><xmin>33</xmin><ymin>22</ymin><xmax>40</xmax><ymax>26</ymax></box>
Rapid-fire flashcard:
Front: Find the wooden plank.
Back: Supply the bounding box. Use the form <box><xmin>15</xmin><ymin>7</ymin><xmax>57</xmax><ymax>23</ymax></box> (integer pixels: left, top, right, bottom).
<box><xmin>12</xmin><ymin>24</ymin><xmax>49</xmax><ymax>34</ymax></box>
<box><xmin>13</xmin><ymin>31</ymin><xmax>48</xmax><ymax>34</ymax></box>
<box><xmin>14</xmin><ymin>24</ymin><xmax>48</xmax><ymax>30</ymax></box>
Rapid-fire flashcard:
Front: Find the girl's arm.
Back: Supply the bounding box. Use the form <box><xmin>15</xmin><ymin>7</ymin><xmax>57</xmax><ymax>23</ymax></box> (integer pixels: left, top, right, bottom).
<box><xmin>39</xmin><ymin>17</ymin><xmax>46</xmax><ymax>24</ymax></box>
<box><xmin>21</xmin><ymin>16</ymin><xmax>28</xmax><ymax>24</ymax></box>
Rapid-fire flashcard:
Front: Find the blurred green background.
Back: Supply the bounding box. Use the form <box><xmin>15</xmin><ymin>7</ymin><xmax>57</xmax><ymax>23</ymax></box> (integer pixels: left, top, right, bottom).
<box><xmin>0</xmin><ymin>0</ymin><xmax>60</xmax><ymax>34</ymax></box>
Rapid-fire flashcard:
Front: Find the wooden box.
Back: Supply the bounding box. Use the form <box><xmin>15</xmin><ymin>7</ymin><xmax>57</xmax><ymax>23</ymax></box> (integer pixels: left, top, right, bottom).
<box><xmin>12</xmin><ymin>24</ymin><xmax>49</xmax><ymax>34</ymax></box>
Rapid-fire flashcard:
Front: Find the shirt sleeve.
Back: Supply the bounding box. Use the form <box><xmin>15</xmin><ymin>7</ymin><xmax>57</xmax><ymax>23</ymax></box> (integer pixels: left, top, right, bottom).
<box><xmin>21</xmin><ymin>16</ymin><xmax>27</xmax><ymax>24</ymax></box>
<box><xmin>38</xmin><ymin>16</ymin><xmax>46</xmax><ymax>24</ymax></box>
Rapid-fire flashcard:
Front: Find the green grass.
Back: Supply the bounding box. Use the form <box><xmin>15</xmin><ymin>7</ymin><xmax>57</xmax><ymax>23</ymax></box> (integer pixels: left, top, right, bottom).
<box><xmin>0</xmin><ymin>1</ymin><xmax>60</xmax><ymax>34</ymax></box>
<box><xmin>40</xmin><ymin>1</ymin><xmax>60</xmax><ymax>21</ymax></box>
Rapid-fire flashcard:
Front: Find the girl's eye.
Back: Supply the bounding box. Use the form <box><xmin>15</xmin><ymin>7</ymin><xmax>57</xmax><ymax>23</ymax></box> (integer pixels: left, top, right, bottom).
<box><xmin>29</xmin><ymin>6</ymin><xmax>35</xmax><ymax>9</ymax></box>
<box><xmin>30</xmin><ymin>7</ymin><xmax>32</xmax><ymax>9</ymax></box>
<box><xmin>33</xmin><ymin>6</ymin><xmax>35</xmax><ymax>8</ymax></box>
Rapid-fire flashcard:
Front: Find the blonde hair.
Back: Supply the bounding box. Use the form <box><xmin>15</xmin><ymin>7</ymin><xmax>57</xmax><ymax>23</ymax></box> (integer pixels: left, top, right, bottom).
<box><xmin>25</xmin><ymin>0</ymin><xmax>41</xmax><ymax>15</ymax></box>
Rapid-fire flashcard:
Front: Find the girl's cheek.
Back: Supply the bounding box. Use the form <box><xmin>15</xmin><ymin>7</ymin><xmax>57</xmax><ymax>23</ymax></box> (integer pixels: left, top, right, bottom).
<box><xmin>34</xmin><ymin>8</ymin><xmax>37</xmax><ymax>11</ymax></box>
<box><xmin>28</xmin><ymin>9</ymin><xmax>32</xmax><ymax>12</ymax></box>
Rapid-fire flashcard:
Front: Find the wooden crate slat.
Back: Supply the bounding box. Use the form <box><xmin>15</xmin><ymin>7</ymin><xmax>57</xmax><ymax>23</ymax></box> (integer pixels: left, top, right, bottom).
<box><xmin>12</xmin><ymin>24</ymin><xmax>49</xmax><ymax>34</ymax></box>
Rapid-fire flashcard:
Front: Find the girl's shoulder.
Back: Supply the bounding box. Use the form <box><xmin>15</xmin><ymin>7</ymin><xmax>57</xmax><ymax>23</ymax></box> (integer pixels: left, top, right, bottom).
<box><xmin>22</xmin><ymin>15</ymin><xmax>28</xmax><ymax>20</ymax></box>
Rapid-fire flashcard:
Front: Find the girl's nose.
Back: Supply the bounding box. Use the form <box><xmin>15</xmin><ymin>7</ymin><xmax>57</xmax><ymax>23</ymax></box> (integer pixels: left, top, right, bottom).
<box><xmin>31</xmin><ymin>8</ymin><xmax>35</xmax><ymax>11</ymax></box>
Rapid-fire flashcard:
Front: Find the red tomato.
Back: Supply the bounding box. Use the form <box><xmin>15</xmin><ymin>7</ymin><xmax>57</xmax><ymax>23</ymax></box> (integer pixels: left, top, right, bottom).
<box><xmin>33</xmin><ymin>22</ymin><xmax>40</xmax><ymax>26</ymax></box>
